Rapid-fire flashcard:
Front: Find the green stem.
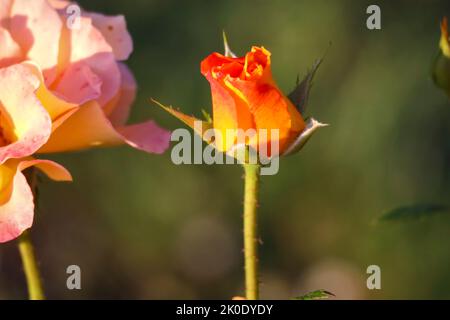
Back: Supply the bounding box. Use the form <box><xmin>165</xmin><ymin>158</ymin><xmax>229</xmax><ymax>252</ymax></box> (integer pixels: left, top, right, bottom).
<box><xmin>18</xmin><ymin>230</ymin><xmax>45</xmax><ymax>300</ymax></box>
<box><xmin>17</xmin><ymin>168</ymin><xmax>45</xmax><ymax>300</ymax></box>
<box><xmin>243</xmin><ymin>163</ymin><xmax>260</xmax><ymax>300</ymax></box>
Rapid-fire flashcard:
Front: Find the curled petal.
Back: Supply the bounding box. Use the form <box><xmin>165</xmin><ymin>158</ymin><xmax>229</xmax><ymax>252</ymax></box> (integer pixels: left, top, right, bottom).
<box><xmin>0</xmin><ymin>64</ymin><xmax>52</xmax><ymax>164</ymax></box>
<box><xmin>118</xmin><ymin>121</ymin><xmax>172</xmax><ymax>155</ymax></box>
<box><xmin>0</xmin><ymin>158</ymin><xmax>71</xmax><ymax>206</ymax></box>
<box><xmin>242</xmin><ymin>46</ymin><xmax>272</xmax><ymax>81</ymax></box>
<box><xmin>38</xmin><ymin>101</ymin><xmax>170</xmax><ymax>154</ymax></box>
<box><xmin>0</xmin><ymin>159</ymin><xmax>71</xmax><ymax>243</ymax></box>
<box><xmin>23</xmin><ymin>61</ymin><xmax>79</xmax><ymax>131</ymax></box>
<box><xmin>16</xmin><ymin>159</ymin><xmax>72</xmax><ymax>182</ymax></box>
<box><xmin>200</xmin><ymin>52</ymin><xmax>243</xmax><ymax>77</ymax></box>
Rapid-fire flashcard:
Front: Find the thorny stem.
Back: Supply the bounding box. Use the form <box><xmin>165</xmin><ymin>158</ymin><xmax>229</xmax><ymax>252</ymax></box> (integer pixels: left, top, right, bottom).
<box><xmin>242</xmin><ymin>163</ymin><xmax>260</xmax><ymax>300</ymax></box>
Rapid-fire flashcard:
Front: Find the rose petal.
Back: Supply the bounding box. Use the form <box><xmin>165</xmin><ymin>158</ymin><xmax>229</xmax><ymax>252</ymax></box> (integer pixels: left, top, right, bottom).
<box><xmin>17</xmin><ymin>159</ymin><xmax>72</xmax><ymax>182</ymax></box>
<box><xmin>225</xmin><ymin>78</ymin><xmax>305</xmax><ymax>153</ymax></box>
<box><xmin>118</xmin><ymin>121</ymin><xmax>171</xmax><ymax>155</ymax></box>
<box><xmin>86</xmin><ymin>12</ymin><xmax>133</xmax><ymax>61</ymax></box>
<box><xmin>0</xmin><ymin>64</ymin><xmax>52</xmax><ymax>164</ymax></box>
<box><xmin>0</xmin><ymin>0</ymin><xmax>13</xmax><ymax>25</ymax></box>
<box><xmin>205</xmin><ymin>74</ymin><xmax>254</xmax><ymax>152</ymax></box>
<box><xmin>0</xmin><ymin>27</ymin><xmax>23</xmax><ymax>68</ymax></box>
<box><xmin>0</xmin><ymin>163</ymin><xmax>15</xmax><ymax>205</ymax></box>
<box><xmin>48</xmin><ymin>0</ymin><xmax>134</xmax><ymax>66</ymax></box>
<box><xmin>200</xmin><ymin>52</ymin><xmax>244</xmax><ymax>77</ymax></box>
<box><xmin>0</xmin><ymin>158</ymin><xmax>71</xmax><ymax>243</ymax></box>
<box><xmin>107</xmin><ymin>63</ymin><xmax>136</xmax><ymax>126</ymax></box>
<box><xmin>38</xmin><ymin>101</ymin><xmax>170</xmax><ymax>154</ymax></box>
<box><xmin>9</xmin><ymin>0</ymin><xmax>63</xmax><ymax>84</ymax></box>
<box><xmin>53</xmin><ymin>61</ymin><xmax>103</xmax><ymax>105</ymax></box>
<box><xmin>22</xmin><ymin>61</ymin><xmax>79</xmax><ymax>131</ymax></box>
<box><xmin>48</xmin><ymin>0</ymin><xmax>70</xmax><ymax>10</ymax></box>
<box><xmin>62</xmin><ymin>15</ymin><xmax>120</xmax><ymax>106</ymax></box>
<box><xmin>0</xmin><ymin>169</ymin><xmax>33</xmax><ymax>243</ymax></box>
<box><xmin>0</xmin><ymin>158</ymin><xmax>71</xmax><ymax>206</ymax></box>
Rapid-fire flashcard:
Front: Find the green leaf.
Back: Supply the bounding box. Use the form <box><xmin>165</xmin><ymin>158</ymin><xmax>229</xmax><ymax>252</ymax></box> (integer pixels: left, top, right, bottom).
<box><xmin>293</xmin><ymin>289</ymin><xmax>335</xmax><ymax>300</ymax></box>
<box><xmin>379</xmin><ymin>204</ymin><xmax>449</xmax><ymax>222</ymax></box>
<box><xmin>288</xmin><ymin>58</ymin><xmax>323</xmax><ymax>115</ymax></box>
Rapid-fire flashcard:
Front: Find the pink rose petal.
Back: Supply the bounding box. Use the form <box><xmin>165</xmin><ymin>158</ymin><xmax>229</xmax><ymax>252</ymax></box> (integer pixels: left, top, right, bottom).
<box><xmin>9</xmin><ymin>0</ymin><xmax>63</xmax><ymax>84</ymax></box>
<box><xmin>0</xmin><ymin>0</ymin><xmax>13</xmax><ymax>26</ymax></box>
<box><xmin>0</xmin><ymin>27</ymin><xmax>23</xmax><ymax>68</ymax></box>
<box><xmin>48</xmin><ymin>0</ymin><xmax>71</xmax><ymax>10</ymax></box>
<box><xmin>54</xmin><ymin>61</ymin><xmax>103</xmax><ymax>105</ymax></box>
<box><xmin>39</xmin><ymin>101</ymin><xmax>170</xmax><ymax>154</ymax></box>
<box><xmin>86</xmin><ymin>12</ymin><xmax>133</xmax><ymax>61</ymax></box>
<box><xmin>0</xmin><ymin>169</ymin><xmax>33</xmax><ymax>243</ymax></box>
<box><xmin>17</xmin><ymin>159</ymin><xmax>72</xmax><ymax>182</ymax></box>
<box><xmin>0</xmin><ymin>64</ymin><xmax>52</xmax><ymax>164</ymax></box>
<box><xmin>118</xmin><ymin>121</ymin><xmax>171</xmax><ymax>154</ymax></box>
<box><xmin>107</xmin><ymin>63</ymin><xmax>136</xmax><ymax>126</ymax></box>
<box><xmin>23</xmin><ymin>61</ymin><xmax>79</xmax><ymax>131</ymax></box>
<box><xmin>64</xmin><ymin>15</ymin><xmax>120</xmax><ymax>106</ymax></box>
<box><xmin>0</xmin><ymin>159</ymin><xmax>71</xmax><ymax>243</ymax></box>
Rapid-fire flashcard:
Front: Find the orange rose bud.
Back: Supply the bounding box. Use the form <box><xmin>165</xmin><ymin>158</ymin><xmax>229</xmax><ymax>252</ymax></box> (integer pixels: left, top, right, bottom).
<box><xmin>156</xmin><ymin>42</ymin><xmax>327</xmax><ymax>161</ymax></box>
<box><xmin>200</xmin><ymin>46</ymin><xmax>305</xmax><ymax>155</ymax></box>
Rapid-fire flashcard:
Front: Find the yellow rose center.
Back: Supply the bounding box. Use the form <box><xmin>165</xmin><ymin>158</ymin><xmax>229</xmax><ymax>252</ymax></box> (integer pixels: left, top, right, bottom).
<box><xmin>0</xmin><ymin>104</ymin><xmax>17</xmax><ymax>147</ymax></box>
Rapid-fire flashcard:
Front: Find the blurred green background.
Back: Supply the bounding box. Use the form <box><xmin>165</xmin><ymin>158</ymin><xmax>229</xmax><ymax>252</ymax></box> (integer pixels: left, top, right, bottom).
<box><xmin>1</xmin><ymin>0</ymin><xmax>450</xmax><ymax>299</ymax></box>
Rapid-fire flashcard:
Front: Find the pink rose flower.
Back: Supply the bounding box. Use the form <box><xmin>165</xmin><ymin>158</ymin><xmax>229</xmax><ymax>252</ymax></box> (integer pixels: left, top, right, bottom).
<box><xmin>0</xmin><ymin>1</ymin><xmax>170</xmax><ymax>242</ymax></box>
<box><xmin>0</xmin><ymin>63</ymin><xmax>71</xmax><ymax>243</ymax></box>
<box><xmin>0</xmin><ymin>0</ymin><xmax>170</xmax><ymax>153</ymax></box>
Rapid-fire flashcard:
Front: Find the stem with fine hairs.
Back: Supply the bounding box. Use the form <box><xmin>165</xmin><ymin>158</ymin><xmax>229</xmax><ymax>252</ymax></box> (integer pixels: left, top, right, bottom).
<box><xmin>17</xmin><ymin>168</ymin><xmax>45</xmax><ymax>300</ymax></box>
<box><xmin>242</xmin><ymin>163</ymin><xmax>260</xmax><ymax>300</ymax></box>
